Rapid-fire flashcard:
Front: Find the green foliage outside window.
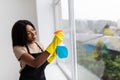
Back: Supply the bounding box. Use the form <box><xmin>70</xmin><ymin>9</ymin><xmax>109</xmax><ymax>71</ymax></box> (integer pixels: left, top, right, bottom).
<box><xmin>77</xmin><ymin>41</ymin><xmax>120</xmax><ymax>80</ymax></box>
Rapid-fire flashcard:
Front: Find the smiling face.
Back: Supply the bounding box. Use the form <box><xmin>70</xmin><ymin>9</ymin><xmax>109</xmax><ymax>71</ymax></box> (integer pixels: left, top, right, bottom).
<box><xmin>26</xmin><ymin>25</ymin><xmax>37</xmax><ymax>43</ymax></box>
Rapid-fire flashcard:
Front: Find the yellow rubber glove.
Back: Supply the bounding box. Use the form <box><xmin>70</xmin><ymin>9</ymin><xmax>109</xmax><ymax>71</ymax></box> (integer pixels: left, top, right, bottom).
<box><xmin>46</xmin><ymin>30</ymin><xmax>64</xmax><ymax>54</ymax></box>
<box><xmin>54</xmin><ymin>30</ymin><xmax>64</xmax><ymax>40</ymax></box>
<box><xmin>91</xmin><ymin>50</ymin><xmax>99</xmax><ymax>58</ymax></box>
<box><xmin>47</xmin><ymin>51</ymin><xmax>57</xmax><ymax>63</ymax></box>
<box><xmin>104</xmin><ymin>28</ymin><xmax>114</xmax><ymax>36</ymax></box>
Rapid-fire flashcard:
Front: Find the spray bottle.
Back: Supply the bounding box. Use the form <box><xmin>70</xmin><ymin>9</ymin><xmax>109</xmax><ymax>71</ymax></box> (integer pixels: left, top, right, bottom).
<box><xmin>54</xmin><ymin>30</ymin><xmax>68</xmax><ymax>59</ymax></box>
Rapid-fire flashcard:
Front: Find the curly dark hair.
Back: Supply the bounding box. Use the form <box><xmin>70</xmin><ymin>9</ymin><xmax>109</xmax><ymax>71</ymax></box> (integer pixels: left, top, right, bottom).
<box><xmin>11</xmin><ymin>20</ymin><xmax>36</xmax><ymax>47</ymax></box>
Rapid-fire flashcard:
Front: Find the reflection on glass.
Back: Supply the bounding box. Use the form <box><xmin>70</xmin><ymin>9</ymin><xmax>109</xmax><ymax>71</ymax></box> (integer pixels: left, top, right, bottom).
<box><xmin>77</xmin><ymin>36</ymin><xmax>120</xmax><ymax>80</ymax></box>
<box><xmin>55</xmin><ymin>0</ymin><xmax>120</xmax><ymax>79</ymax></box>
<box><xmin>75</xmin><ymin>0</ymin><xmax>120</xmax><ymax>80</ymax></box>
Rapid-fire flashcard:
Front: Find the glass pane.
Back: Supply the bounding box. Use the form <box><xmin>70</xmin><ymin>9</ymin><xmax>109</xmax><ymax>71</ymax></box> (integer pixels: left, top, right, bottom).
<box><xmin>75</xmin><ymin>0</ymin><xmax>120</xmax><ymax>80</ymax></box>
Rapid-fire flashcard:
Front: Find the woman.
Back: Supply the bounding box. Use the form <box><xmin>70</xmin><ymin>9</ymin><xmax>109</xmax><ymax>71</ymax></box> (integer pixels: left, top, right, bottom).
<box><xmin>11</xmin><ymin>20</ymin><xmax>64</xmax><ymax>80</ymax></box>
<box><xmin>103</xmin><ymin>24</ymin><xmax>114</xmax><ymax>36</ymax></box>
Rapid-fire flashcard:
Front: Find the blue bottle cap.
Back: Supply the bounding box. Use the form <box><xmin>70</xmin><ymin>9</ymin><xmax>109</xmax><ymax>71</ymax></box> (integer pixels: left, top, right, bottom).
<box><xmin>56</xmin><ymin>46</ymin><xmax>68</xmax><ymax>58</ymax></box>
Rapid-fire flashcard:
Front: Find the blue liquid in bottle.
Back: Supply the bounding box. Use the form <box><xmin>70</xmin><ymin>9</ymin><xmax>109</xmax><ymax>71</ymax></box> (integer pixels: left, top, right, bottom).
<box><xmin>56</xmin><ymin>43</ymin><xmax>68</xmax><ymax>59</ymax></box>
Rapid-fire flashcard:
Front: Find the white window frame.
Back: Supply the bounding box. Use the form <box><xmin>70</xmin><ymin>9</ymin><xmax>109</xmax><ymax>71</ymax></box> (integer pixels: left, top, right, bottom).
<box><xmin>53</xmin><ymin>0</ymin><xmax>78</xmax><ymax>80</ymax></box>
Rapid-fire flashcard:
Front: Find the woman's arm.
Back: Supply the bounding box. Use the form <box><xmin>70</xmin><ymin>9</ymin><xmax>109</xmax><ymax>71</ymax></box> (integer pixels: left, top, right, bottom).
<box><xmin>20</xmin><ymin>51</ymin><xmax>50</xmax><ymax>68</ymax></box>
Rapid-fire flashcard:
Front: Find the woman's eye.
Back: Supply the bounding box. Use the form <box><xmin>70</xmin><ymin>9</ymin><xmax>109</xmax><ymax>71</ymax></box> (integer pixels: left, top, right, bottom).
<box><xmin>27</xmin><ymin>32</ymin><xmax>31</xmax><ymax>35</ymax></box>
<box><xmin>31</xmin><ymin>28</ymin><xmax>35</xmax><ymax>31</ymax></box>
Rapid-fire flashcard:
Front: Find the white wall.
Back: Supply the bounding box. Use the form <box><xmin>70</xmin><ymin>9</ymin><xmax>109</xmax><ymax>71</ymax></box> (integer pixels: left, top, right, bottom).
<box><xmin>0</xmin><ymin>0</ymin><xmax>37</xmax><ymax>80</ymax></box>
<box><xmin>36</xmin><ymin>0</ymin><xmax>55</xmax><ymax>48</ymax></box>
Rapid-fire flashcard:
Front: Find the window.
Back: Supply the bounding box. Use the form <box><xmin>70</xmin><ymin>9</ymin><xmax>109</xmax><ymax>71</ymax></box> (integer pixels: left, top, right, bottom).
<box><xmin>54</xmin><ymin>0</ymin><xmax>120</xmax><ymax>80</ymax></box>
<box><xmin>75</xmin><ymin>0</ymin><xmax>120</xmax><ymax>80</ymax></box>
<box><xmin>53</xmin><ymin>0</ymin><xmax>77</xmax><ymax>80</ymax></box>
